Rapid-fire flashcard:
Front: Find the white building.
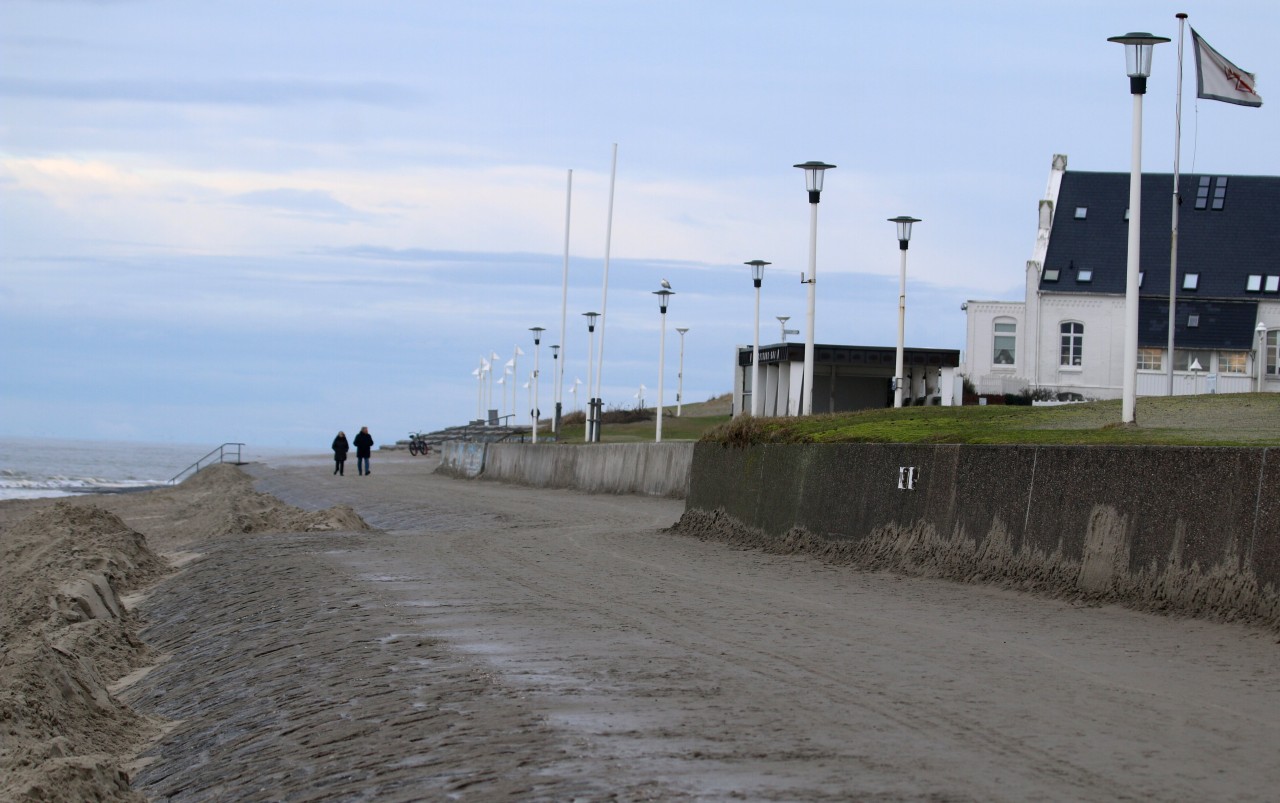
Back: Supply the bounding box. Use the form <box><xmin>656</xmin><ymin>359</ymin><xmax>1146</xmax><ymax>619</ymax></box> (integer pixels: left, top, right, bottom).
<box><xmin>964</xmin><ymin>155</ymin><xmax>1280</xmax><ymax>400</ymax></box>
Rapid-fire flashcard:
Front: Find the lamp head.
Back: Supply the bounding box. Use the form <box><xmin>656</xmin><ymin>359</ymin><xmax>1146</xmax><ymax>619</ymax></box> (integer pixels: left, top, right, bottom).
<box><xmin>745</xmin><ymin>259</ymin><xmax>770</xmax><ymax>287</ymax></box>
<box><xmin>529</xmin><ymin>326</ymin><xmax>545</xmax><ymax>345</ymax></box>
<box><xmin>582</xmin><ymin>311</ymin><xmax>599</xmax><ymax>331</ymax></box>
<box><xmin>1107</xmin><ymin>31</ymin><xmax>1169</xmax><ymax>93</ymax></box>
<box><xmin>888</xmin><ymin>216</ymin><xmax>921</xmax><ymax>249</ymax></box>
<box><xmin>653</xmin><ymin>288</ymin><xmax>674</xmax><ymax>313</ymax></box>
<box><xmin>793</xmin><ymin>161</ymin><xmax>836</xmax><ymax>203</ymax></box>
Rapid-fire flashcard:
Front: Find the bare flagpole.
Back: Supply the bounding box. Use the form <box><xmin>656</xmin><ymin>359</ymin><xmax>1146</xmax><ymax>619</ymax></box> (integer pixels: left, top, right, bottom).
<box><xmin>556</xmin><ymin>169</ymin><xmax>572</xmax><ymax>436</ymax></box>
<box><xmin>1168</xmin><ymin>12</ymin><xmax>1188</xmax><ymax>395</ymax></box>
<box><xmin>592</xmin><ymin>143</ymin><xmax>618</xmax><ymax>441</ymax></box>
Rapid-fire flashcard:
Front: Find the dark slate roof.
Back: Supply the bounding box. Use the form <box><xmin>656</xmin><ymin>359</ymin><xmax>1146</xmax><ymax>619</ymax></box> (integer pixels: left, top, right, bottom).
<box><xmin>1041</xmin><ymin>170</ymin><xmax>1280</xmax><ymax>300</ymax></box>
<box><xmin>1137</xmin><ymin>298</ymin><xmax>1260</xmax><ymax>349</ymax></box>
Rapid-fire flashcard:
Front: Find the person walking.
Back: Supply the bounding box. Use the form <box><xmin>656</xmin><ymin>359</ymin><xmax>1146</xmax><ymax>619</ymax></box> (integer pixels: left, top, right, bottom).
<box><xmin>331</xmin><ymin>431</ymin><xmax>349</xmax><ymax>475</ymax></box>
<box><xmin>353</xmin><ymin>426</ymin><xmax>374</xmax><ymax>476</ymax></box>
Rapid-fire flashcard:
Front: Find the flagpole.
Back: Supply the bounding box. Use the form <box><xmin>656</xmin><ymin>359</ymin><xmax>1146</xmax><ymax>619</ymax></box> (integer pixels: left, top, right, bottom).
<box><xmin>557</xmin><ymin>168</ymin><xmax>572</xmax><ymax>437</ymax></box>
<box><xmin>1168</xmin><ymin>12</ymin><xmax>1188</xmax><ymax>396</ymax></box>
<box><xmin>593</xmin><ymin>143</ymin><xmax>618</xmax><ymax>442</ymax></box>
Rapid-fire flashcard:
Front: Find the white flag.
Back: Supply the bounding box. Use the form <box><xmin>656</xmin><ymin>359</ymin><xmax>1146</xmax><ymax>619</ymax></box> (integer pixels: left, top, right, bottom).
<box><xmin>1191</xmin><ymin>27</ymin><xmax>1262</xmax><ymax>107</ymax></box>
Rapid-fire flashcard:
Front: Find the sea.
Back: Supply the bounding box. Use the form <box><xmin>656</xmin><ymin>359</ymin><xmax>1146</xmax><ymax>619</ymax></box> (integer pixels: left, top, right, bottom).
<box><xmin>0</xmin><ymin>437</ymin><xmax>315</xmax><ymax>501</ymax></box>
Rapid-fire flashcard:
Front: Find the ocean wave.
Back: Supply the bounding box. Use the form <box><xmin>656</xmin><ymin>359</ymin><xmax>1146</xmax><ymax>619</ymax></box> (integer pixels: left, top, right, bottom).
<box><xmin>0</xmin><ymin>474</ymin><xmax>166</xmax><ymax>500</ymax></box>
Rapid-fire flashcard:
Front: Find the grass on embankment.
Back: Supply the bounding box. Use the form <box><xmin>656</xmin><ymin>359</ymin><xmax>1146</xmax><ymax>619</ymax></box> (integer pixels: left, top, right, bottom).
<box><xmin>701</xmin><ymin>393</ymin><xmax>1280</xmax><ymax>447</ymax></box>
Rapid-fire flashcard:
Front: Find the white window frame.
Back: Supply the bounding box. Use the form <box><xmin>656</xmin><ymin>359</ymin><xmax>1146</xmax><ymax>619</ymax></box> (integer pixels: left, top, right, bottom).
<box><xmin>992</xmin><ymin>318</ymin><xmax>1017</xmax><ymax>367</ymax></box>
<box><xmin>1137</xmin><ymin>347</ymin><xmax>1163</xmax><ymax>371</ymax></box>
<box><xmin>1219</xmin><ymin>351</ymin><xmax>1248</xmax><ymax>375</ymax></box>
<box><xmin>1059</xmin><ymin>321</ymin><xmax>1084</xmax><ymax>368</ymax></box>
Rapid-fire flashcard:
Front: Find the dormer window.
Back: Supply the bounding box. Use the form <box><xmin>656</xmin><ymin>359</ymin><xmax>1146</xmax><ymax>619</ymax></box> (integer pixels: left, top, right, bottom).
<box><xmin>1074</xmin><ymin>207</ymin><xmax>1088</xmax><ymax>219</ymax></box>
<box><xmin>1183</xmin><ymin>273</ymin><xmax>1200</xmax><ymax>291</ymax></box>
<box><xmin>1267</xmin><ymin>276</ymin><xmax>1280</xmax><ymax>293</ymax></box>
<box><xmin>1247</xmin><ymin>275</ymin><xmax>1263</xmax><ymax>292</ymax></box>
<box><xmin>1077</xmin><ymin>269</ymin><xmax>1093</xmax><ymax>283</ymax></box>
<box><xmin>1187</xmin><ymin>314</ymin><xmax>1200</xmax><ymax>328</ymax></box>
<box><xmin>1043</xmin><ymin>268</ymin><xmax>1060</xmax><ymax>282</ymax></box>
<box><xmin>1138</xmin><ymin>271</ymin><xmax>1145</xmax><ymax>287</ymax></box>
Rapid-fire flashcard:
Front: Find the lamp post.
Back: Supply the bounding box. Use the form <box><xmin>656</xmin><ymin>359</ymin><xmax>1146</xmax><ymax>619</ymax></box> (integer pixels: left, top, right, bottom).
<box><xmin>676</xmin><ymin>327</ymin><xmax>689</xmax><ymax>416</ymax></box>
<box><xmin>654</xmin><ymin>287</ymin><xmax>674</xmax><ymax>442</ymax></box>
<box><xmin>1259</xmin><ymin>322</ymin><xmax>1270</xmax><ymax>392</ymax></box>
<box><xmin>888</xmin><ymin>216</ymin><xmax>921</xmax><ymax>408</ymax></box>
<box><xmin>550</xmin><ymin>344</ymin><xmax>561</xmax><ymax>436</ymax></box>
<box><xmin>583</xmin><ymin>312</ymin><xmax>600</xmax><ymax>442</ymax></box>
<box><xmin>529</xmin><ymin>327</ymin><xmax>544</xmax><ymax>442</ymax></box>
<box><xmin>1108</xmin><ymin>31</ymin><xmax>1169</xmax><ymax>424</ymax></box>
<box><xmin>794</xmin><ymin>161</ymin><xmax>835</xmax><ymax>416</ymax></box>
<box><xmin>745</xmin><ymin>260</ymin><xmax>770</xmax><ymax>416</ymax></box>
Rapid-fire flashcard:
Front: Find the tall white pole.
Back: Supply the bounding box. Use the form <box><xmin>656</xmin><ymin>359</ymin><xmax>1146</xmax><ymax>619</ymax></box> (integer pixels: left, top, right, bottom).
<box><xmin>895</xmin><ymin>247</ymin><xmax>908</xmax><ymax>408</ymax></box>
<box><xmin>657</xmin><ymin>308</ymin><xmax>667</xmax><ymax>442</ymax></box>
<box><xmin>803</xmin><ymin>201</ymin><xmax>818</xmax><ymax>416</ymax></box>
<box><xmin>558</xmin><ymin>169</ymin><xmax>572</xmax><ymax>430</ymax></box>
<box><xmin>753</xmin><ymin>283</ymin><xmax>762</xmax><ymax>416</ymax></box>
<box><xmin>532</xmin><ymin>340</ymin><xmax>540</xmax><ymax>443</ymax></box>
<box><xmin>1168</xmin><ymin>13</ymin><xmax>1188</xmax><ymax>396</ymax></box>
<box><xmin>594</xmin><ymin>144</ymin><xmax>618</xmax><ymax>420</ymax></box>
<box><xmin>1122</xmin><ymin>90</ymin><xmax>1145</xmax><ymax>424</ymax></box>
<box><xmin>583</xmin><ymin>321</ymin><xmax>595</xmax><ymax>442</ymax></box>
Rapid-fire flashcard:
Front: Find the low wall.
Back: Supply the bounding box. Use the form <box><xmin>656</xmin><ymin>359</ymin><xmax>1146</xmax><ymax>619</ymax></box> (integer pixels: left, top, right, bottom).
<box><xmin>478</xmin><ymin>442</ymin><xmax>693</xmax><ymax>498</ymax></box>
<box><xmin>436</xmin><ymin>441</ymin><xmax>487</xmax><ymax>479</ymax></box>
<box><xmin>680</xmin><ymin>443</ymin><xmax>1280</xmax><ymax>628</ymax></box>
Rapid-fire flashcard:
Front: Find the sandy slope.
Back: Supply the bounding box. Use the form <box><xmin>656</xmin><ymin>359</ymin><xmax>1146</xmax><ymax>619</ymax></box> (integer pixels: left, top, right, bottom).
<box><xmin>4</xmin><ymin>454</ymin><xmax>1280</xmax><ymax>800</ymax></box>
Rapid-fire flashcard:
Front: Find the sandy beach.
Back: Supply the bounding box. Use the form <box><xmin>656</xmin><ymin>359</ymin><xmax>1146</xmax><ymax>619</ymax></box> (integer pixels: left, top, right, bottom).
<box><xmin>3</xmin><ymin>453</ymin><xmax>1280</xmax><ymax>801</ymax></box>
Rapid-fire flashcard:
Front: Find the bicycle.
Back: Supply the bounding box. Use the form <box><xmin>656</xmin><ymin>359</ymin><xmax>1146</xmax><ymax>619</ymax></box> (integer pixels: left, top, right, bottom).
<box><xmin>407</xmin><ymin>432</ymin><xmax>431</xmax><ymax>456</ymax></box>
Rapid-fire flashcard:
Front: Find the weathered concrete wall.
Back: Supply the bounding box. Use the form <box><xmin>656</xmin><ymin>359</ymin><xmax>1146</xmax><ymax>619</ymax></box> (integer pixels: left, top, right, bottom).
<box><xmin>681</xmin><ymin>443</ymin><xmax>1280</xmax><ymax>628</ymax></box>
<box><xmin>477</xmin><ymin>442</ymin><xmax>694</xmax><ymax>498</ymax></box>
<box><xmin>436</xmin><ymin>441</ymin><xmax>487</xmax><ymax>479</ymax></box>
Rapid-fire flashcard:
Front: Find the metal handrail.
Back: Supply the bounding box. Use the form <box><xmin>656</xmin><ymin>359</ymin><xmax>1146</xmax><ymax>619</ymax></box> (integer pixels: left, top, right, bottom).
<box><xmin>170</xmin><ymin>442</ymin><xmax>246</xmax><ymax>484</ymax></box>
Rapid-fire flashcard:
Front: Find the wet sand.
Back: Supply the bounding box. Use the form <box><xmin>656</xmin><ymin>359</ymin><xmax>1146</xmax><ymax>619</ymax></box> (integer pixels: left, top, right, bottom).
<box><xmin>5</xmin><ymin>453</ymin><xmax>1280</xmax><ymax>800</ymax></box>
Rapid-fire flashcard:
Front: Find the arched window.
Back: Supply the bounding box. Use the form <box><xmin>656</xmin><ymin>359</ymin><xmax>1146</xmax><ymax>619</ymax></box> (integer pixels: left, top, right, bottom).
<box><xmin>1060</xmin><ymin>321</ymin><xmax>1084</xmax><ymax>367</ymax></box>
<box><xmin>992</xmin><ymin>318</ymin><xmax>1016</xmax><ymax>365</ymax></box>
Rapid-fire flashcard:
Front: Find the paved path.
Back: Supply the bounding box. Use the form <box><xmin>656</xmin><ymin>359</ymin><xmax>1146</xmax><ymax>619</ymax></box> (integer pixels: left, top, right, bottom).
<box><xmin>125</xmin><ymin>454</ymin><xmax>1280</xmax><ymax>801</ymax></box>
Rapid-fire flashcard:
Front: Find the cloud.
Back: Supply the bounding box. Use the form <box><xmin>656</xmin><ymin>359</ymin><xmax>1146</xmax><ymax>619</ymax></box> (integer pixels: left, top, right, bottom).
<box><xmin>229</xmin><ymin>187</ymin><xmax>369</xmax><ymax>223</ymax></box>
<box><xmin>0</xmin><ymin>77</ymin><xmax>418</xmax><ymax>106</ymax></box>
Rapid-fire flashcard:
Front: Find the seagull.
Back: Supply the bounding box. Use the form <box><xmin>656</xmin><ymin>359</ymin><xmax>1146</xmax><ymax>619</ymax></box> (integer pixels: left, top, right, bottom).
<box><xmin>660</xmin><ymin>278</ymin><xmax>671</xmax><ymax>289</ymax></box>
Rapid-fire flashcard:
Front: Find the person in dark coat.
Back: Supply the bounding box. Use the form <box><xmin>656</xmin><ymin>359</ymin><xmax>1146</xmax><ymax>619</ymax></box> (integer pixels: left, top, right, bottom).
<box><xmin>332</xmin><ymin>431</ymin><xmax>349</xmax><ymax>475</ymax></box>
<box><xmin>353</xmin><ymin>426</ymin><xmax>374</xmax><ymax>476</ymax></box>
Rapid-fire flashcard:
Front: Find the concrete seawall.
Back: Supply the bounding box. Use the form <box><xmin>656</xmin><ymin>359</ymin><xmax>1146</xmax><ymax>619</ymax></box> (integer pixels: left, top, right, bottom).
<box><xmin>437</xmin><ymin>441</ymin><xmax>694</xmax><ymax>498</ymax></box>
<box><xmin>679</xmin><ymin>443</ymin><xmax>1280</xmax><ymax>628</ymax></box>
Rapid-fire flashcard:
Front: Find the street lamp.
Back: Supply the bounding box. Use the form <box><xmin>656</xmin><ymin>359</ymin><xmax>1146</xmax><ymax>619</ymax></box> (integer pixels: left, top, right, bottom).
<box><xmin>676</xmin><ymin>327</ymin><xmax>689</xmax><ymax>416</ymax></box>
<box><xmin>888</xmin><ymin>216</ymin><xmax>921</xmax><ymax>408</ymax></box>
<box><xmin>1259</xmin><ymin>322</ymin><xmax>1270</xmax><ymax>391</ymax></box>
<box><xmin>653</xmin><ymin>287</ymin><xmax>674</xmax><ymax>442</ymax></box>
<box><xmin>529</xmin><ymin>326</ymin><xmax>545</xmax><ymax>442</ymax></box>
<box><xmin>550</xmin><ymin>344</ymin><xmax>561</xmax><ymax>436</ymax></box>
<box><xmin>745</xmin><ymin>260</ymin><xmax>770</xmax><ymax>416</ymax></box>
<box><xmin>583</xmin><ymin>312</ymin><xmax>600</xmax><ymax>442</ymax></box>
<box><xmin>1108</xmin><ymin>30</ymin><xmax>1169</xmax><ymax>424</ymax></box>
<box><xmin>794</xmin><ymin>160</ymin><xmax>835</xmax><ymax>416</ymax></box>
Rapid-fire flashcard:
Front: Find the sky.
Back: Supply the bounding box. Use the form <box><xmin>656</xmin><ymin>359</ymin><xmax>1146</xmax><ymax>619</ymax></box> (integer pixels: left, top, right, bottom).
<box><xmin>2</xmin><ymin>1</ymin><xmax>1277</xmax><ymax>449</ymax></box>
